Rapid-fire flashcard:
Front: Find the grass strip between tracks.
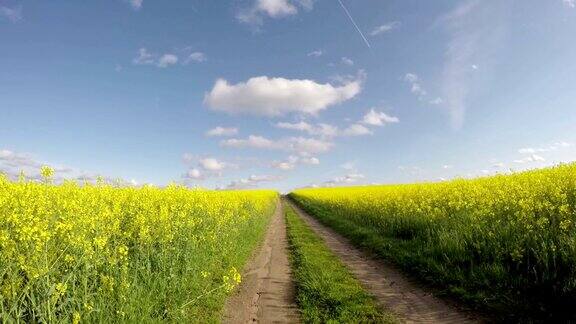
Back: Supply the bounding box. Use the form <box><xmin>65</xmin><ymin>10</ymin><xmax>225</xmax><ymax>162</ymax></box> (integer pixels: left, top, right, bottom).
<box><xmin>284</xmin><ymin>202</ymin><xmax>397</xmax><ymax>323</ymax></box>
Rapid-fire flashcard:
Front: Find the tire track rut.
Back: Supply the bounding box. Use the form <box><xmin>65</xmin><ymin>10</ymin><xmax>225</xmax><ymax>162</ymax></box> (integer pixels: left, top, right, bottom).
<box><xmin>223</xmin><ymin>201</ymin><xmax>300</xmax><ymax>323</ymax></box>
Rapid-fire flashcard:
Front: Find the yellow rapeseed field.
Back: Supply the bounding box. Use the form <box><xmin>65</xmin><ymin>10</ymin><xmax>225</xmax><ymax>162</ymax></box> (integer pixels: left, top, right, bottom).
<box><xmin>291</xmin><ymin>163</ymin><xmax>576</xmax><ymax>319</ymax></box>
<box><xmin>0</xmin><ymin>170</ymin><xmax>277</xmax><ymax>323</ymax></box>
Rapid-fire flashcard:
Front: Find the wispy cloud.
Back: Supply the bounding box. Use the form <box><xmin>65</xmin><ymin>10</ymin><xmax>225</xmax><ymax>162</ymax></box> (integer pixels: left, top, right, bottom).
<box><xmin>370</xmin><ymin>21</ymin><xmax>400</xmax><ymax>36</ymax></box>
<box><xmin>185</xmin><ymin>52</ymin><xmax>207</xmax><ymax>64</ymax></box>
<box><xmin>133</xmin><ymin>48</ymin><xmax>155</xmax><ymax>65</ymax></box>
<box><xmin>226</xmin><ymin>174</ymin><xmax>282</xmax><ymax>190</ymax></box>
<box><xmin>132</xmin><ymin>48</ymin><xmax>179</xmax><ymax>68</ymax></box>
<box><xmin>403</xmin><ymin>73</ymin><xmax>427</xmax><ymax>98</ymax></box>
<box><xmin>205</xmin><ymin>126</ymin><xmax>238</xmax><ymax>137</ymax></box>
<box><xmin>272</xmin><ymin>155</ymin><xmax>319</xmax><ymax>171</ymax></box>
<box><xmin>398</xmin><ymin>165</ymin><xmax>423</xmax><ymax>176</ymax></box>
<box><xmin>518</xmin><ymin>142</ymin><xmax>571</xmax><ymax>154</ymax></box>
<box><xmin>307</xmin><ymin>50</ymin><xmax>323</xmax><ymax>57</ymax></box>
<box><xmin>221</xmin><ymin>135</ymin><xmax>334</xmax><ymax>156</ymax></box>
<box><xmin>0</xmin><ymin>5</ymin><xmax>22</xmax><ymax>23</ymax></box>
<box><xmin>275</xmin><ymin>121</ymin><xmax>368</xmax><ymax>138</ymax></box>
<box><xmin>127</xmin><ymin>0</ymin><xmax>143</xmax><ymax>10</ymax></box>
<box><xmin>341</xmin><ymin>57</ymin><xmax>354</xmax><ymax>66</ymax></box>
<box><xmin>275</xmin><ymin>121</ymin><xmax>339</xmax><ymax>138</ymax></box>
<box><xmin>323</xmin><ymin>172</ymin><xmax>365</xmax><ymax>187</ymax></box>
<box><xmin>438</xmin><ymin>0</ymin><xmax>511</xmax><ymax>129</ymax></box>
<box><xmin>429</xmin><ymin>97</ymin><xmax>443</xmax><ymax>105</ymax></box>
<box><xmin>341</xmin><ymin>124</ymin><xmax>371</xmax><ymax>136</ymax></box>
<box><xmin>275</xmin><ymin>108</ymin><xmax>397</xmax><ymax>139</ymax></box>
<box><xmin>563</xmin><ymin>0</ymin><xmax>575</xmax><ymax>8</ymax></box>
<box><xmin>513</xmin><ymin>154</ymin><xmax>546</xmax><ymax>164</ymax></box>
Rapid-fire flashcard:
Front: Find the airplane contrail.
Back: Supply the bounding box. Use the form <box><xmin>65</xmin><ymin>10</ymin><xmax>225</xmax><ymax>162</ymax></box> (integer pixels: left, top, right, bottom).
<box><xmin>337</xmin><ymin>0</ymin><xmax>371</xmax><ymax>49</ymax></box>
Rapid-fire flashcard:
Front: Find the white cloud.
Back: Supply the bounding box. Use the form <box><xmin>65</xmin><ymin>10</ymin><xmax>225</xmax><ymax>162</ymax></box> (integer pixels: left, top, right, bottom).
<box><xmin>272</xmin><ymin>161</ymin><xmax>295</xmax><ymax>170</ymax></box>
<box><xmin>275</xmin><ymin>121</ymin><xmax>339</xmax><ymax>138</ymax></box>
<box><xmin>205</xmin><ymin>126</ymin><xmax>238</xmax><ymax>137</ymax></box>
<box><xmin>186</xmin><ymin>52</ymin><xmax>207</xmax><ymax>64</ymax></box>
<box><xmin>157</xmin><ymin>54</ymin><xmax>178</xmax><ymax>68</ymax></box>
<box><xmin>205</xmin><ymin>76</ymin><xmax>362</xmax><ymax>117</ymax></box>
<box><xmin>404</xmin><ymin>73</ymin><xmax>419</xmax><ymax>83</ymax></box>
<box><xmin>226</xmin><ymin>174</ymin><xmax>282</xmax><ymax>189</ymax></box>
<box><xmin>0</xmin><ymin>150</ymin><xmax>42</xmax><ymax>172</ymax></box>
<box><xmin>181</xmin><ymin>155</ymin><xmax>236</xmax><ymax>181</ymax></box>
<box><xmin>276</xmin><ymin>121</ymin><xmax>313</xmax><ymax>132</ymax></box>
<box><xmin>324</xmin><ymin>173</ymin><xmax>365</xmax><ymax>186</ymax></box>
<box><xmin>0</xmin><ymin>5</ymin><xmax>22</xmax><ymax>23</ymax></box>
<box><xmin>0</xmin><ymin>149</ymin><xmax>113</xmax><ymax>184</ymax></box>
<box><xmin>370</xmin><ymin>21</ymin><xmax>400</xmax><ymax>36</ymax></box>
<box><xmin>309</xmin><ymin>123</ymin><xmax>339</xmax><ymax>137</ymax></box>
<box><xmin>518</xmin><ymin>142</ymin><xmax>571</xmax><ymax>154</ymax></box>
<box><xmin>275</xmin><ymin>108</ymin><xmax>397</xmax><ymax>139</ymax></box>
<box><xmin>133</xmin><ymin>49</ymin><xmax>179</xmax><ymax>68</ymax></box>
<box><xmin>285</xmin><ymin>137</ymin><xmax>334</xmax><ymax>155</ymax></box>
<box><xmin>221</xmin><ymin>135</ymin><xmax>333</xmax><ymax>155</ymax></box>
<box><xmin>184</xmin><ymin>168</ymin><xmax>203</xmax><ymax>180</ymax></box>
<box><xmin>555</xmin><ymin>141</ymin><xmax>572</xmax><ymax>148</ymax></box>
<box><xmin>221</xmin><ymin>135</ymin><xmax>278</xmax><ymax>150</ymax></box>
<box><xmin>430</xmin><ymin>97</ymin><xmax>444</xmax><ymax>105</ymax></box>
<box><xmin>296</xmin><ymin>0</ymin><xmax>315</xmax><ymax>11</ymax></box>
<box><xmin>128</xmin><ymin>0</ymin><xmax>143</xmax><ymax>10</ymax></box>
<box><xmin>361</xmin><ymin>109</ymin><xmax>399</xmax><ymax>126</ymax></box>
<box><xmin>403</xmin><ymin>73</ymin><xmax>427</xmax><ymax>97</ymax></box>
<box><xmin>492</xmin><ymin>162</ymin><xmax>505</xmax><ymax>168</ymax></box>
<box><xmin>442</xmin><ymin>165</ymin><xmax>453</xmax><ymax>169</ymax></box>
<box><xmin>256</xmin><ymin>0</ymin><xmax>297</xmax><ymax>17</ymax></box>
<box><xmin>513</xmin><ymin>154</ymin><xmax>546</xmax><ymax>164</ymax></box>
<box><xmin>518</xmin><ymin>148</ymin><xmax>539</xmax><ymax>154</ymax></box>
<box><xmin>342</xmin><ymin>124</ymin><xmax>372</xmax><ymax>136</ymax></box>
<box><xmin>276</xmin><ymin>119</ymin><xmax>378</xmax><ymax>138</ymax></box>
<box><xmin>272</xmin><ymin>155</ymin><xmax>320</xmax><ymax>171</ymax></box>
<box><xmin>308</xmin><ymin>50</ymin><xmax>323</xmax><ymax>57</ymax></box>
<box><xmin>563</xmin><ymin>0</ymin><xmax>575</xmax><ymax>8</ymax></box>
<box><xmin>182</xmin><ymin>153</ymin><xmax>195</xmax><ymax>164</ymax></box>
<box><xmin>237</xmin><ymin>0</ymin><xmax>315</xmax><ymax>25</ymax></box>
<box><xmin>341</xmin><ymin>57</ymin><xmax>354</xmax><ymax>66</ymax></box>
<box><xmin>411</xmin><ymin>83</ymin><xmax>427</xmax><ymax>96</ymax></box>
<box><xmin>198</xmin><ymin>158</ymin><xmax>228</xmax><ymax>172</ymax></box>
<box><xmin>301</xmin><ymin>156</ymin><xmax>320</xmax><ymax>165</ymax></box>
<box><xmin>133</xmin><ymin>48</ymin><xmax>156</xmax><ymax>65</ymax></box>
<box><xmin>249</xmin><ymin>174</ymin><xmax>282</xmax><ymax>182</ymax></box>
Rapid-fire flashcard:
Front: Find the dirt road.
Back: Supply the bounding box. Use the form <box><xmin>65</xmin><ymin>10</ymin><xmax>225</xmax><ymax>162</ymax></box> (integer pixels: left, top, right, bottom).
<box><xmin>285</xmin><ymin>198</ymin><xmax>481</xmax><ymax>324</ymax></box>
<box><xmin>222</xmin><ymin>201</ymin><xmax>300</xmax><ymax>323</ymax></box>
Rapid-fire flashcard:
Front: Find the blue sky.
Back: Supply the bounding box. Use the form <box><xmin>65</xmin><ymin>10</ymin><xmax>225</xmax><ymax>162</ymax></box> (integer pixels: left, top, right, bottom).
<box><xmin>1</xmin><ymin>0</ymin><xmax>575</xmax><ymax>190</ymax></box>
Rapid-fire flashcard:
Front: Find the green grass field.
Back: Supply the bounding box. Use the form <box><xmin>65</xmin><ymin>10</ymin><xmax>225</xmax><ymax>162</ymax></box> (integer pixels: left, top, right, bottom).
<box><xmin>284</xmin><ymin>202</ymin><xmax>396</xmax><ymax>323</ymax></box>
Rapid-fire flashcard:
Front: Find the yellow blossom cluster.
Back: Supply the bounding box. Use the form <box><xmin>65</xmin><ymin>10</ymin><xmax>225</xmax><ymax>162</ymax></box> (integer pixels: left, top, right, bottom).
<box><xmin>0</xmin><ymin>175</ymin><xmax>277</xmax><ymax>322</ymax></box>
<box><xmin>291</xmin><ymin>163</ymin><xmax>576</xmax><ymax>314</ymax></box>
